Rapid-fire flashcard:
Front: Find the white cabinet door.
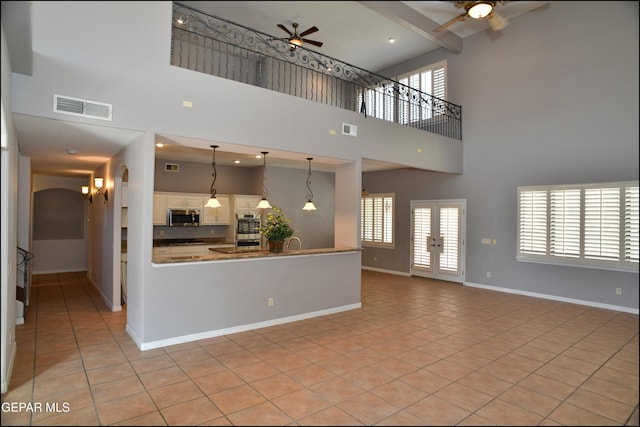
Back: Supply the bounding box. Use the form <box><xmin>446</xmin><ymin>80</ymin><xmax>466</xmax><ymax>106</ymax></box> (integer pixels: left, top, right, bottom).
<box><xmin>169</xmin><ymin>245</ymin><xmax>207</xmax><ymax>257</ymax></box>
<box><xmin>153</xmin><ymin>194</ymin><xmax>168</xmax><ymax>225</ymax></box>
<box><xmin>186</xmin><ymin>196</ymin><xmax>202</xmax><ymax>210</ymax></box>
<box><xmin>203</xmin><ymin>195</ymin><xmax>231</xmax><ymax>225</ymax></box>
<box><xmin>167</xmin><ymin>195</ymin><xmax>186</xmax><ymax>209</ymax></box>
<box><xmin>153</xmin><ymin>247</ymin><xmax>171</xmax><ymax>259</ymax></box>
<box><xmin>234</xmin><ymin>195</ymin><xmax>261</xmax><ymax>211</ymax></box>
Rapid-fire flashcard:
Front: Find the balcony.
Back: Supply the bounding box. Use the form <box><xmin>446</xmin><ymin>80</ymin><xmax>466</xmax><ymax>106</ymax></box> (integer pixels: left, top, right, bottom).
<box><xmin>171</xmin><ymin>2</ymin><xmax>462</xmax><ymax>141</ymax></box>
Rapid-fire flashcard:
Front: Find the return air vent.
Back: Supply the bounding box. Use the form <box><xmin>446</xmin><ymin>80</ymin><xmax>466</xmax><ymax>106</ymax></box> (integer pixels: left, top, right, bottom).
<box><xmin>342</xmin><ymin>123</ymin><xmax>357</xmax><ymax>137</ymax></box>
<box><xmin>165</xmin><ymin>163</ymin><xmax>179</xmax><ymax>172</ymax></box>
<box><xmin>53</xmin><ymin>94</ymin><xmax>112</xmax><ymax>121</ymax></box>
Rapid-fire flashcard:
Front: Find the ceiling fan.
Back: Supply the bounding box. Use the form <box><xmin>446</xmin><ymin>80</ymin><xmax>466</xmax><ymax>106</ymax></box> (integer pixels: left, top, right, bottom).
<box><xmin>434</xmin><ymin>1</ymin><xmax>509</xmax><ymax>33</ymax></box>
<box><xmin>276</xmin><ymin>22</ymin><xmax>324</xmax><ymax>51</ymax></box>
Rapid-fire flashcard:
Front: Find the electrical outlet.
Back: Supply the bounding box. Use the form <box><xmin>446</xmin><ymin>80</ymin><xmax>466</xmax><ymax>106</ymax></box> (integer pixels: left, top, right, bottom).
<box><xmin>616</xmin><ymin>287</ymin><xmax>622</xmax><ymax>296</ymax></box>
<box><xmin>210</xmin><ymin>229</ymin><xmax>215</xmax><ymax>235</ymax></box>
<box><xmin>486</xmin><ymin>272</ymin><xmax>491</xmax><ymax>278</ymax></box>
<box><xmin>374</xmin><ymin>257</ymin><xmax>378</xmax><ymax>262</ymax></box>
<box><xmin>268</xmin><ymin>297</ymin><xmax>274</xmax><ymax>307</ymax></box>
<box><xmin>159</xmin><ymin>230</ymin><xmax>165</xmax><ymax>236</ymax></box>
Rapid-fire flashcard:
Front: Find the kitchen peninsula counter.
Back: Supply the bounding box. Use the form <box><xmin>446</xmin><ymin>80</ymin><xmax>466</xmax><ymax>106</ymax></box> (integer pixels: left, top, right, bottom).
<box><xmin>152</xmin><ymin>247</ymin><xmax>360</xmax><ymax>264</ymax></box>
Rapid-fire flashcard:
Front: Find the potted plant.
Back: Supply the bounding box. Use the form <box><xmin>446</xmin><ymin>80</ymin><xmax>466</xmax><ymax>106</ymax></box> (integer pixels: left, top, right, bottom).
<box><xmin>259</xmin><ymin>205</ymin><xmax>294</xmax><ymax>253</ymax></box>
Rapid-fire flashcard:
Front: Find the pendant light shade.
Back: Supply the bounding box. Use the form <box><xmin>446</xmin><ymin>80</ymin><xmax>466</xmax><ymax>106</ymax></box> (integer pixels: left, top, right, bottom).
<box><xmin>256</xmin><ymin>151</ymin><xmax>272</xmax><ymax>209</ymax></box>
<box><xmin>205</xmin><ymin>145</ymin><xmax>222</xmax><ymax>208</ymax></box>
<box><xmin>302</xmin><ymin>157</ymin><xmax>316</xmax><ymax>211</ymax></box>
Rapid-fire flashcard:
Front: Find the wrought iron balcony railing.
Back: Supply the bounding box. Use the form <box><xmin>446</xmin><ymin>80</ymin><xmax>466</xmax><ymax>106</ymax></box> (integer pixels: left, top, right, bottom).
<box><xmin>171</xmin><ymin>2</ymin><xmax>462</xmax><ymax>140</ymax></box>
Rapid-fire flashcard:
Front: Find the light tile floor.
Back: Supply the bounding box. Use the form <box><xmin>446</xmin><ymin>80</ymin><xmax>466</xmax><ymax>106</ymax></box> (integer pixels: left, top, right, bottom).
<box><xmin>2</xmin><ymin>270</ymin><xmax>638</xmax><ymax>426</ymax></box>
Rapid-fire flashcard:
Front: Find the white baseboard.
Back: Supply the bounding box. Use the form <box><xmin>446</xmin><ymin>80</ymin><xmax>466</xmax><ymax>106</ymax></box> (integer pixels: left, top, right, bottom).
<box><xmin>362</xmin><ymin>266</ymin><xmax>411</xmax><ymax>276</ymax></box>
<box><xmin>32</xmin><ymin>267</ymin><xmax>86</xmax><ymax>275</ymax></box>
<box><xmin>85</xmin><ymin>273</ymin><xmax>121</xmax><ymax>312</ymax></box>
<box><xmin>465</xmin><ymin>282</ymin><xmax>639</xmax><ymax>315</ymax></box>
<box><xmin>136</xmin><ymin>303</ymin><xmax>362</xmax><ymax>351</ymax></box>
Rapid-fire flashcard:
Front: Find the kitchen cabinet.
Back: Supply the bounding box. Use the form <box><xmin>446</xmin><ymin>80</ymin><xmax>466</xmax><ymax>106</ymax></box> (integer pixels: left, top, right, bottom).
<box><xmin>152</xmin><ymin>243</ymin><xmax>235</xmax><ymax>260</ymax></box>
<box><xmin>153</xmin><ymin>247</ymin><xmax>171</xmax><ymax>259</ymax></box>
<box><xmin>167</xmin><ymin>195</ymin><xmax>186</xmax><ymax>209</ymax></box>
<box><xmin>153</xmin><ymin>194</ymin><xmax>168</xmax><ymax>225</ymax></box>
<box><xmin>202</xmin><ymin>195</ymin><xmax>230</xmax><ymax>225</ymax></box>
<box><xmin>187</xmin><ymin>196</ymin><xmax>202</xmax><ymax>210</ymax></box>
<box><xmin>234</xmin><ymin>195</ymin><xmax>262</xmax><ymax>211</ymax></box>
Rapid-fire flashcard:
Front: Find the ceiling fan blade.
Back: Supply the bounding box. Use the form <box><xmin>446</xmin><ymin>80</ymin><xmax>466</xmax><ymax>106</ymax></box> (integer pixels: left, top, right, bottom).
<box><xmin>277</xmin><ymin>24</ymin><xmax>293</xmax><ymax>36</ymax></box>
<box><xmin>304</xmin><ymin>39</ymin><xmax>323</xmax><ymax>48</ymax></box>
<box><xmin>434</xmin><ymin>13</ymin><xmax>467</xmax><ymax>32</ymax></box>
<box><xmin>299</xmin><ymin>26</ymin><xmax>319</xmax><ymax>38</ymax></box>
<box><xmin>487</xmin><ymin>11</ymin><xmax>509</xmax><ymax>31</ymax></box>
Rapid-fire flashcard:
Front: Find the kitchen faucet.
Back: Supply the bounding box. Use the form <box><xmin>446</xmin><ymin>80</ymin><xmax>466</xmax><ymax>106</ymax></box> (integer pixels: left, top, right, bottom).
<box><xmin>286</xmin><ymin>236</ymin><xmax>301</xmax><ymax>250</ymax></box>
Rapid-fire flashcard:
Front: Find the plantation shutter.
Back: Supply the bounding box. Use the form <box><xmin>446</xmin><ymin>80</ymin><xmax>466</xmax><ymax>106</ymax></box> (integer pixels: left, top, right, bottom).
<box><xmin>584</xmin><ymin>187</ymin><xmax>620</xmax><ymax>261</ymax></box>
<box><xmin>519</xmin><ymin>190</ymin><xmax>548</xmax><ymax>255</ymax></box>
<box><xmin>361</xmin><ymin>193</ymin><xmax>394</xmax><ymax>246</ymax></box>
<box><xmin>624</xmin><ymin>185</ymin><xmax>639</xmax><ymax>263</ymax></box>
<box><xmin>550</xmin><ymin>188</ymin><xmax>581</xmax><ymax>258</ymax></box>
<box><xmin>439</xmin><ymin>206</ymin><xmax>460</xmax><ymax>272</ymax></box>
<box><xmin>412</xmin><ymin>207</ymin><xmax>432</xmax><ymax>269</ymax></box>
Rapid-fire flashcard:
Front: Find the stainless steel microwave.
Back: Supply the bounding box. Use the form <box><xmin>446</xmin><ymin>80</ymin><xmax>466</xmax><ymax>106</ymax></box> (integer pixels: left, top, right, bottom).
<box><xmin>167</xmin><ymin>209</ymin><xmax>200</xmax><ymax>227</ymax></box>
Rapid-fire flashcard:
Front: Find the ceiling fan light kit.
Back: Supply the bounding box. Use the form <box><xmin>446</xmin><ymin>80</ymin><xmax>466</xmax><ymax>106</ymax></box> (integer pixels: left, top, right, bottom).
<box><xmin>277</xmin><ymin>22</ymin><xmax>323</xmax><ymax>51</ymax></box>
<box><xmin>467</xmin><ymin>2</ymin><xmax>494</xmax><ymax>19</ymax></box>
<box><xmin>435</xmin><ymin>1</ymin><xmax>509</xmax><ymax>33</ymax></box>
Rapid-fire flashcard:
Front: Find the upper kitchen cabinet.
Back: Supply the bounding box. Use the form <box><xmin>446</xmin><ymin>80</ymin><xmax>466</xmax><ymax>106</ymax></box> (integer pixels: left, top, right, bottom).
<box><xmin>234</xmin><ymin>195</ymin><xmax>262</xmax><ymax>212</ymax></box>
<box><xmin>202</xmin><ymin>195</ymin><xmax>230</xmax><ymax>225</ymax></box>
<box><xmin>153</xmin><ymin>194</ymin><xmax>168</xmax><ymax>225</ymax></box>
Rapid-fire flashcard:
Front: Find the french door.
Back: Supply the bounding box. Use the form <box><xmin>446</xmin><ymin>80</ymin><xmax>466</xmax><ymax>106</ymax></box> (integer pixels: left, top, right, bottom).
<box><xmin>410</xmin><ymin>200</ymin><xmax>466</xmax><ymax>283</ymax></box>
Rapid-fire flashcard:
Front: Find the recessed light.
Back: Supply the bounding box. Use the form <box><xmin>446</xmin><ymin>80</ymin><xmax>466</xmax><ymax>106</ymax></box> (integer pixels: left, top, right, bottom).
<box><xmin>156</xmin><ymin>143</ymin><xmax>164</xmax><ymax>148</ymax></box>
<box><xmin>388</xmin><ymin>37</ymin><xmax>396</xmax><ymax>44</ymax></box>
<box><xmin>255</xmin><ymin>154</ymin><xmax>262</xmax><ymax>159</ymax></box>
<box><xmin>66</xmin><ymin>149</ymin><xmax>78</xmax><ymax>155</ymax></box>
<box><xmin>234</xmin><ymin>160</ymin><xmax>240</xmax><ymax>164</ymax></box>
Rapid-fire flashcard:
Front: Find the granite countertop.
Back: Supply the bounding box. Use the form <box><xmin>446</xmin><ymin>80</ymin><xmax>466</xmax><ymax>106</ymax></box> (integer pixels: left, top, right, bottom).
<box><xmin>152</xmin><ymin>247</ymin><xmax>361</xmax><ymax>263</ymax></box>
<box><xmin>153</xmin><ymin>238</ymin><xmax>234</xmax><ymax>247</ymax></box>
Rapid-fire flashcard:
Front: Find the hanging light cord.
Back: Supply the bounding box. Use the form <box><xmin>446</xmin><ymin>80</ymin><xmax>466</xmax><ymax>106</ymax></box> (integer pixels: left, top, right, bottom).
<box><xmin>210</xmin><ymin>145</ymin><xmax>218</xmax><ymax>198</ymax></box>
<box><xmin>306</xmin><ymin>157</ymin><xmax>313</xmax><ymax>202</ymax></box>
<box><xmin>261</xmin><ymin>151</ymin><xmax>269</xmax><ymax>199</ymax></box>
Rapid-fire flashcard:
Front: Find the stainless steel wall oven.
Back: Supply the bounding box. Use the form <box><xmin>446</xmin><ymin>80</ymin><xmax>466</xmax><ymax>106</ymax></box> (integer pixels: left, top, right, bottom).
<box><xmin>236</xmin><ymin>216</ymin><xmax>261</xmax><ymax>246</ymax></box>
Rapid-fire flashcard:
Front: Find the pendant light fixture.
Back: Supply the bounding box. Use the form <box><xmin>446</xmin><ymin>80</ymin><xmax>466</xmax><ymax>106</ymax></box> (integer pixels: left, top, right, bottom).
<box><xmin>256</xmin><ymin>151</ymin><xmax>272</xmax><ymax>209</ymax></box>
<box><xmin>302</xmin><ymin>157</ymin><xmax>317</xmax><ymax>211</ymax></box>
<box><xmin>204</xmin><ymin>145</ymin><xmax>222</xmax><ymax>208</ymax></box>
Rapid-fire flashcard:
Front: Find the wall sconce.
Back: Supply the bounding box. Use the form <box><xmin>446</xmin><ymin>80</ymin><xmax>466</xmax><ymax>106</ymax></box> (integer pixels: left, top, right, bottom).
<box><xmin>81</xmin><ymin>185</ymin><xmax>92</xmax><ymax>204</ymax></box>
<box><xmin>94</xmin><ymin>177</ymin><xmax>108</xmax><ymax>203</ymax></box>
<box><xmin>302</xmin><ymin>157</ymin><xmax>317</xmax><ymax>211</ymax></box>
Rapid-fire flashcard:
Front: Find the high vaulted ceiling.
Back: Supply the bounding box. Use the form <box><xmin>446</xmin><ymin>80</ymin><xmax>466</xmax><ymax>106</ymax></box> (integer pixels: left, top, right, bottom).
<box><xmin>3</xmin><ymin>1</ymin><xmax>549</xmax><ymax>176</ymax></box>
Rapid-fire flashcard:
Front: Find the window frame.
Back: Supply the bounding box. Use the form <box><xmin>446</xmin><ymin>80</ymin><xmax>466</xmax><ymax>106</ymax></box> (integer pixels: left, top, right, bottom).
<box><xmin>357</xmin><ymin>60</ymin><xmax>447</xmax><ymax>125</ymax></box>
<box><xmin>361</xmin><ymin>192</ymin><xmax>395</xmax><ymax>249</ymax></box>
<box><xmin>517</xmin><ymin>181</ymin><xmax>639</xmax><ymax>273</ymax></box>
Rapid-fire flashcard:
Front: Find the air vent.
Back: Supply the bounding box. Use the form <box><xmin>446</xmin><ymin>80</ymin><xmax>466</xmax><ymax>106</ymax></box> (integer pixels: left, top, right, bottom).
<box><xmin>165</xmin><ymin>163</ymin><xmax>179</xmax><ymax>172</ymax></box>
<box><xmin>53</xmin><ymin>94</ymin><xmax>112</xmax><ymax>121</ymax></box>
<box><xmin>342</xmin><ymin>123</ymin><xmax>357</xmax><ymax>137</ymax></box>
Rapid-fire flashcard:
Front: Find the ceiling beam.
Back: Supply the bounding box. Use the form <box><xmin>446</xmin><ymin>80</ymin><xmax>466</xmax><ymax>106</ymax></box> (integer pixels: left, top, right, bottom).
<box><xmin>357</xmin><ymin>1</ymin><xmax>463</xmax><ymax>54</ymax></box>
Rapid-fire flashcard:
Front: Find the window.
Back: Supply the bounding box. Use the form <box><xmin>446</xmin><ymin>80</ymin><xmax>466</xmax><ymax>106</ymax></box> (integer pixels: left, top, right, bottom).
<box><xmin>517</xmin><ymin>181</ymin><xmax>639</xmax><ymax>272</ymax></box>
<box><xmin>361</xmin><ymin>193</ymin><xmax>394</xmax><ymax>248</ymax></box>
<box><xmin>358</xmin><ymin>60</ymin><xmax>447</xmax><ymax>124</ymax></box>
<box><xmin>398</xmin><ymin>60</ymin><xmax>447</xmax><ymax>125</ymax></box>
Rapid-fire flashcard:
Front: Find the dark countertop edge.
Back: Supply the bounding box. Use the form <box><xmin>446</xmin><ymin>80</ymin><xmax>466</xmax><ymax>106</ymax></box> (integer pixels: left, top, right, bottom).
<box><xmin>153</xmin><ymin>240</ymin><xmax>235</xmax><ymax>247</ymax></box>
<box><xmin>152</xmin><ymin>247</ymin><xmax>361</xmax><ymax>264</ymax></box>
